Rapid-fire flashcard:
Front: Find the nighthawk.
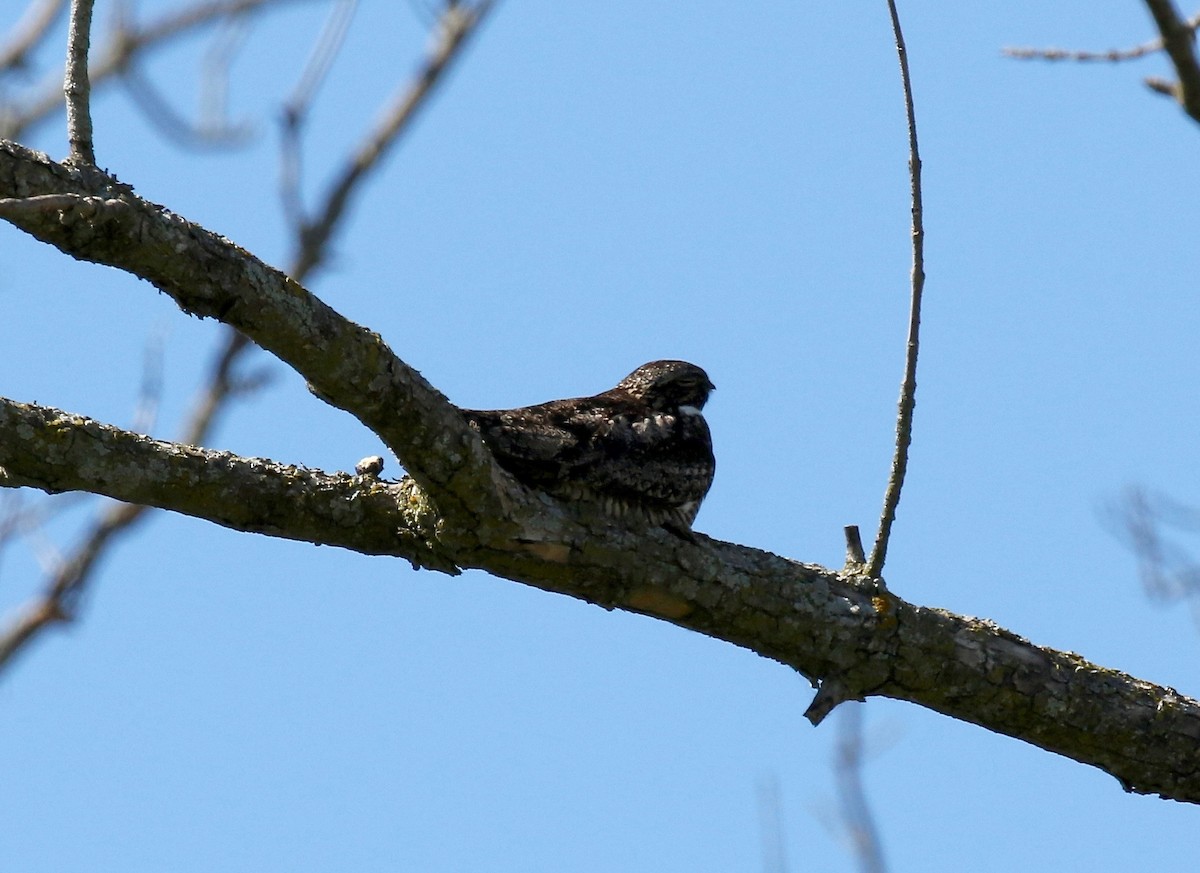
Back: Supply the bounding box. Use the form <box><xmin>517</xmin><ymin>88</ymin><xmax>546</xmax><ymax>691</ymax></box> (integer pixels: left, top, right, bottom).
<box><xmin>462</xmin><ymin>360</ymin><xmax>716</xmax><ymax>532</ymax></box>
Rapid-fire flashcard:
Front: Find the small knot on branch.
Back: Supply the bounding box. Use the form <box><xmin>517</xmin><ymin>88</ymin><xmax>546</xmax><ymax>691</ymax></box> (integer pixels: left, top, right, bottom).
<box><xmin>804</xmin><ymin>675</ymin><xmax>865</xmax><ymax>727</ymax></box>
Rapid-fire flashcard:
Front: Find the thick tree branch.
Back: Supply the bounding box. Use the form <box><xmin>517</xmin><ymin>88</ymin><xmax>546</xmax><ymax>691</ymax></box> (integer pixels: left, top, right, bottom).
<box><xmin>0</xmin><ymin>397</ymin><xmax>455</xmax><ymax>570</ymax></box>
<box><xmin>3</xmin><ymin>142</ymin><xmax>1200</xmax><ymax>803</ymax></box>
<box><xmin>4</xmin><ymin>0</ymin><xmax>1194</xmax><ymax>818</ymax></box>
<box><xmin>0</xmin><ymin>1</ymin><xmax>495</xmax><ymax>670</ymax></box>
<box><xmin>2</xmin><ymin>395</ymin><xmax>1199</xmax><ymax>802</ymax></box>
<box><xmin>0</xmin><ymin>139</ymin><xmax>511</xmax><ymax>533</ymax></box>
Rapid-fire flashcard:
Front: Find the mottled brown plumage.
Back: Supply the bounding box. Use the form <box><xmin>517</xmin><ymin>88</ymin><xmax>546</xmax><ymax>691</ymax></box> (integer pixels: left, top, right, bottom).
<box><xmin>462</xmin><ymin>361</ymin><xmax>716</xmax><ymax>530</ymax></box>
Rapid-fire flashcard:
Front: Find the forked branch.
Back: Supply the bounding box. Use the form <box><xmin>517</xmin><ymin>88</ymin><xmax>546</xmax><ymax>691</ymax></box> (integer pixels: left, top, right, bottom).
<box><xmin>0</xmin><ymin>0</ymin><xmax>496</xmax><ymax>671</ymax></box>
<box><xmin>1142</xmin><ymin>0</ymin><xmax>1200</xmax><ymax>122</ymax></box>
<box><xmin>3</xmin><ymin>140</ymin><xmax>1200</xmax><ymax>801</ymax></box>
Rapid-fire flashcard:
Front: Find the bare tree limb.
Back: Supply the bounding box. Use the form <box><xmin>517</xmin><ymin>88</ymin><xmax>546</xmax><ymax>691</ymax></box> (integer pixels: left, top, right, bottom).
<box><xmin>63</xmin><ymin>0</ymin><xmax>95</xmax><ymax>164</ymax></box>
<box><xmin>4</xmin><ymin>141</ymin><xmax>1200</xmax><ymax>802</ymax></box>
<box><xmin>867</xmin><ymin>0</ymin><xmax>925</xmax><ymax>579</ymax></box>
<box><xmin>0</xmin><ymin>0</ymin><xmax>495</xmax><ymax>673</ymax></box>
<box><xmin>1141</xmin><ymin>0</ymin><xmax>1200</xmax><ymax>122</ymax></box>
<box><xmin>0</xmin><ymin>393</ymin><xmax>456</xmax><ymax>669</ymax></box>
<box><xmin>197</xmin><ymin>8</ymin><xmax>253</xmax><ymax>136</ymax></box>
<box><xmin>0</xmin><ymin>398</ymin><xmax>452</xmax><ymax>563</ymax></box>
<box><xmin>0</xmin><ymin>318</ymin><xmax>265</xmax><ymax>672</ymax></box>
<box><xmin>3</xmin><ymin>392</ymin><xmax>1200</xmax><ymax>801</ymax></box>
<box><xmin>0</xmin><ymin>143</ymin><xmax>510</xmax><ymax>530</ymax></box>
<box><xmin>844</xmin><ymin>524</ymin><xmax>866</xmax><ymax>571</ymax></box>
<box><xmin>1004</xmin><ymin>5</ymin><xmax>1200</xmax><ymax>124</ymax></box>
<box><xmin>0</xmin><ymin>327</ymin><xmax>167</xmax><ymax>668</ymax></box>
<box><xmin>6</xmin><ymin>1</ymin><xmax>1200</xmax><ymax>807</ymax></box>
<box><xmin>283</xmin><ymin>0</ymin><xmax>358</xmax><ymax>117</ymax></box>
<box><xmin>1003</xmin><ymin>13</ymin><xmax>1200</xmax><ymax>63</ymax></box>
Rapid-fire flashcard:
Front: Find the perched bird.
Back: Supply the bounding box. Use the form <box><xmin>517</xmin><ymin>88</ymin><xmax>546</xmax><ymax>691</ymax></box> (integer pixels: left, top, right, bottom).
<box><xmin>462</xmin><ymin>360</ymin><xmax>716</xmax><ymax>532</ymax></box>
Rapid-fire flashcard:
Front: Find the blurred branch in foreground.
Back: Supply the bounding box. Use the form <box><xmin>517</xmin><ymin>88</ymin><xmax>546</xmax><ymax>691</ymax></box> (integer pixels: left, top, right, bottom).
<box><xmin>0</xmin><ymin>0</ymin><xmax>66</xmax><ymax>73</ymax></box>
<box><xmin>835</xmin><ymin>705</ymin><xmax>887</xmax><ymax>873</ymax></box>
<box><xmin>1112</xmin><ymin>486</ymin><xmax>1200</xmax><ymax>626</ymax></box>
<box><xmin>0</xmin><ymin>0</ymin><xmax>313</xmax><ymax>140</ymax></box>
<box><xmin>757</xmin><ymin>776</ymin><xmax>790</xmax><ymax>873</ymax></box>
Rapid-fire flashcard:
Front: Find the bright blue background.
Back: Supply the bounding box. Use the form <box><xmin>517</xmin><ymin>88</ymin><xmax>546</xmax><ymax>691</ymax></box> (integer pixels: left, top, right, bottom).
<box><xmin>3</xmin><ymin>2</ymin><xmax>1199</xmax><ymax>870</ymax></box>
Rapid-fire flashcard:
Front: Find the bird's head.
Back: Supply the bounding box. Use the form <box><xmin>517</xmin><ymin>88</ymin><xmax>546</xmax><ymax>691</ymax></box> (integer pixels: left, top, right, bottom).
<box><xmin>616</xmin><ymin>360</ymin><xmax>715</xmax><ymax>413</ymax></box>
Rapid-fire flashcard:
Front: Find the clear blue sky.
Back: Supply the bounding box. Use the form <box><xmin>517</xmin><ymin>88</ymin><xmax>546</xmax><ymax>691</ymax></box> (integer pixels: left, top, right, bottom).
<box><xmin>3</xmin><ymin>2</ymin><xmax>1199</xmax><ymax>870</ymax></box>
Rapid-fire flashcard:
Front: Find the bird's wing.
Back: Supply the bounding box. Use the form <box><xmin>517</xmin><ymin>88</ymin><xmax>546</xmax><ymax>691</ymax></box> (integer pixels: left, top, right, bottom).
<box><xmin>462</xmin><ymin>398</ymin><xmax>604</xmax><ymax>489</ymax></box>
<box><xmin>466</xmin><ymin>395</ymin><xmax>709</xmax><ymax>498</ymax></box>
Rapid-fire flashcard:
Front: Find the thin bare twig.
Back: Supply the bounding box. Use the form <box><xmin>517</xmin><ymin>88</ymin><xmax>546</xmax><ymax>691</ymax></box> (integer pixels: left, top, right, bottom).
<box><xmin>64</xmin><ymin>0</ymin><xmax>96</xmax><ymax>163</ymax></box>
<box><xmin>292</xmin><ymin>0</ymin><xmax>496</xmax><ymax>277</ymax></box>
<box><xmin>1110</xmin><ymin>486</ymin><xmax>1200</xmax><ymax>626</ymax></box>
<box><xmin>1003</xmin><ymin>13</ymin><xmax>1200</xmax><ymax>63</ymax></box>
<box><xmin>866</xmin><ymin>0</ymin><xmax>925</xmax><ymax>579</ymax></box>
